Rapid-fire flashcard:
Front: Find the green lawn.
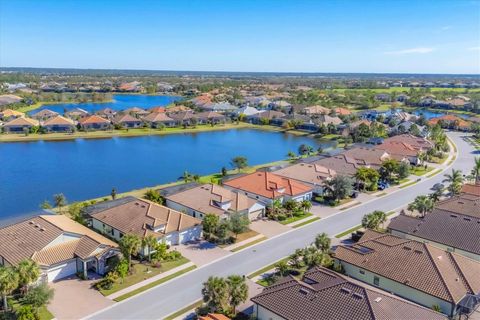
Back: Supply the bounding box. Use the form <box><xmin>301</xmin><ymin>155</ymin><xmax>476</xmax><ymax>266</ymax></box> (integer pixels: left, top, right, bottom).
<box><xmin>293</xmin><ymin>217</ymin><xmax>320</xmax><ymax>228</ymax></box>
<box><xmin>335</xmin><ymin>225</ymin><xmax>362</xmax><ymax>238</ymax></box>
<box><xmin>113</xmin><ymin>265</ymin><xmax>197</xmax><ymax>302</ymax></box>
<box><xmin>376</xmin><ymin>192</ymin><xmax>387</xmax><ymax>197</ymax></box>
<box><xmin>426</xmin><ymin>169</ymin><xmax>442</xmax><ymax>178</ymax></box>
<box><xmin>398</xmin><ymin>178</ymin><xmax>410</xmax><ymax>185</ymax></box>
<box><xmin>399</xmin><ymin>181</ymin><xmax>418</xmax><ymax>189</ymax></box>
<box><xmin>247</xmin><ymin>257</ymin><xmax>290</xmax><ymax>279</ymax></box>
<box><xmin>411</xmin><ymin>166</ymin><xmax>434</xmax><ymax>176</ymax></box>
<box><xmin>9</xmin><ymin>300</ymin><xmax>54</xmax><ymax>320</ymax></box>
<box><xmin>231</xmin><ymin>236</ymin><xmax>267</xmax><ymax>252</ymax></box>
<box><xmin>164</xmin><ymin>300</ymin><xmax>203</xmax><ymax>320</ymax></box>
<box><xmin>279</xmin><ymin>212</ymin><xmax>313</xmax><ymax>225</ymax></box>
<box><xmin>99</xmin><ymin>257</ymin><xmax>190</xmax><ymax>296</ymax></box>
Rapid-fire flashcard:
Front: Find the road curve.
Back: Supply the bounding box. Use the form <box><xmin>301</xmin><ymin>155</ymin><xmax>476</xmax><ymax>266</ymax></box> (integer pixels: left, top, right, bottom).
<box><xmin>88</xmin><ymin>132</ymin><xmax>476</xmax><ymax>320</ymax></box>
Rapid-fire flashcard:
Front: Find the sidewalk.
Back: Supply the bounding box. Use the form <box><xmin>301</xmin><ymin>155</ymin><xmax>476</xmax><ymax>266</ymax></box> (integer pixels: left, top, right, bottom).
<box><xmin>223</xmin><ymin>234</ymin><xmax>265</xmax><ymax>251</ymax></box>
<box><xmin>106</xmin><ymin>261</ymin><xmax>196</xmax><ymax>300</ymax></box>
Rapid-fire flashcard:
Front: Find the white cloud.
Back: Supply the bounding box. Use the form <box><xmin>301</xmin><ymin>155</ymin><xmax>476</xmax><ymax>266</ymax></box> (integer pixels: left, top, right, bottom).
<box><xmin>468</xmin><ymin>46</ymin><xmax>480</xmax><ymax>51</ymax></box>
<box><xmin>384</xmin><ymin>47</ymin><xmax>435</xmax><ymax>55</ymax></box>
<box><xmin>440</xmin><ymin>25</ymin><xmax>452</xmax><ymax>31</ymax></box>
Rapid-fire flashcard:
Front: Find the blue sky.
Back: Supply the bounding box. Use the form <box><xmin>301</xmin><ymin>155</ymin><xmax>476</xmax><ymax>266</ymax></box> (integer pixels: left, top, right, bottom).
<box><xmin>1</xmin><ymin>0</ymin><xmax>479</xmax><ymax>74</ymax></box>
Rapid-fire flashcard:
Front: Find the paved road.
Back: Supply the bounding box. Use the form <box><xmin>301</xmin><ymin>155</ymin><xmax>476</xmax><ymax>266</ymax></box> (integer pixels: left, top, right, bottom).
<box><xmin>88</xmin><ymin>132</ymin><xmax>477</xmax><ymax>320</ymax></box>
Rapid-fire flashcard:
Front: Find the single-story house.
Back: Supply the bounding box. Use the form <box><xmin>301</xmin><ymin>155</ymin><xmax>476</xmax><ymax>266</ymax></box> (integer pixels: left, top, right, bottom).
<box><xmin>246</xmin><ymin>110</ymin><xmax>286</xmax><ymax>124</ymax></box>
<box><xmin>0</xmin><ymin>214</ymin><xmax>119</xmax><ymax>282</ymax></box>
<box><xmin>78</xmin><ymin>115</ymin><xmax>111</xmax><ymax>131</ymax></box>
<box><xmin>31</xmin><ymin>109</ymin><xmax>59</xmax><ymax>121</ymax></box>
<box><xmin>341</xmin><ymin>147</ymin><xmax>391</xmax><ymax>170</ymax></box>
<box><xmin>313</xmin><ymin>154</ymin><xmax>360</xmax><ymax>177</ymax></box>
<box><xmin>223</xmin><ymin>171</ymin><xmax>313</xmax><ymax>205</ymax></box>
<box><xmin>334</xmin><ymin>230</ymin><xmax>480</xmax><ymax>317</ymax></box>
<box><xmin>65</xmin><ymin>108</ymin><xmax>89</xmax><ymax>119</ymax></box>
<box><xmin>166</xmin><ymin>105</ymin><xmax>192</xmax><ymax>114</ymax></box>
<box><xmin>2</xmin><ymin>116</ymin><xmax>39</xmax><ymax>133</ymax></box>
<box><xmin>143</xmin><ymin>112</ymin><xmax>176</xmax><ymax>127</ymax></box>
<box><xmin>235</xmin><ymin>106</ymin><xmax>259</xmax><ymax>117</ymax></box>
<box><xmin>0</xmin><ymin>94</ymin><xmax>23</xmax><ymax>107</ymax></box>
<box><xmin>251</xmin><ymin>266</ymin><xmax>446</xmax><ymax>320</ymax></box>
<box><xmin>334</xmin><ymin>107</ymin><xmax>352</xmax><ymax>116</ymax></box>
<box><xmin>164</xmin><ymin>183</ymin><xmax>265</xmax><ymax>220</ymax></box>
<box><xmin>303</xmin><ymin>105</ymin><xmax>330</xmax><ymax>115</ymax></box>
<box><xmin>42</xmin><ymin>115</ymin><xmax>76</xmax><ymax>132</ymax></box>
<box><xmin>274</xmin><ymin>163</ymin><xmax>336</xmax><ymax>195</ymax></box>
<box><xmin>86</xmin><ymin>197</ymin><xmax>202</xmax><ymax>248</ymax></box>
<box><xmin>123</xmin><ymin>107</ymin><xmax>149</xmax><ymax>116</ymax></box>
<box><xmin>194</xmin><ymin>111</ymin><xmax>226</xmax><ymax>124</ymax></box>
<box><xmin>200</xmin><ymin>102</ymin><xmax>238</xmax><ymax>113</ymax></box>
<box><xmin>96</xmin><ymin>108</ymin><xmax>117</xmax><ymax>118</ymax></box>
<box><xmin>169</xmin><ymin>111</ymin><xmax>195</xmax><ymax>126</ymax></box>
<box><xmin>428</xmin><ymin>115</ymin><xmax>471</xmax><ymax>131</ymax></box>
<box><xmin>113</xmin><ymin>113</ymin><xmax>143</xmax><ymax>128</ymax></box>
<box><xmin>0</xmin><ymin>109</ymin><xmax>25</xmax><ymax>121</ymax></box>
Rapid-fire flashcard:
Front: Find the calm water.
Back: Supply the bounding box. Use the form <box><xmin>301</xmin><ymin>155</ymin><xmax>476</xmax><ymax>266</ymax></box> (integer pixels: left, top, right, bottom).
<box><xmin>0</xmin><ymin>129</ymin><xmax>319</xmax><ymax>219</ymax></box>
<box><xmin>30</xmin><ymin>94</ymin><xmax>182</xmax><ymax>114</ymax></box>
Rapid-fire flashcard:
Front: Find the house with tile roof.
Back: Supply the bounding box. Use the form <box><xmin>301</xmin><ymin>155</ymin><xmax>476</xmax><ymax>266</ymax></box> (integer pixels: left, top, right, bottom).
<box><xmin>31</xmin><ymin>109</ymin><xmax>59</xmax><ymax>121</ymax></box>
<box><xmin>428</xmin><ymin>115</ymin><xmax>471</xmax><ymax>131</ymax></box>
<box><xmin>246</xmin><ymin>110</ymin><xmax>286</xmax><ymax>125</ymax></box>
<box><xmin>42</xmin><ymin>115</ymin><xmax>76</xmax><ymax>132</ymax></box>
<box><xmin>0</xmin><ymin>108</ymin><xmax>25</xmax><ymax>121</ymax></box>
<box><xmin>334</xmin><ymin>107</ymin><xmax>352</xmax><ymax>116</ymax></box>
<box><xmin>65</xmin><ymin>107</ymin><xmax>89</xmax><ymax>120</ymax></box>
<box><xmin>85</xmin><ymin>196</ymin><xmax>202</xmax><ymax>248</ymax></box>
<box><xmin>164</xmin><ymin>183</ymin><xmax>265</xmax><ymax>220</ymax></box>
<box><xmin>341</xmin><ymin>147</ymin><xmax>391</xmax><ymax>170</ymax></box>
<box><xmin>123</xmin><ymin>107</ymin><xmax>149</xmax><ymax>116</ymax></box>
<box><xmin>223</xmin><ymin>171</ymin><xmax>313</xmax><ymax>205</ymax></box>
<box><xmin>273</xmin><ymin>162</ymin><xmax>336</xmax><ymax>195</ymax></box>
<box><xmin>375</xmin><ymin>134</ymin><xmax>433</xmax><ymax>165</ymax></box>
<box><xmin>169</xmin><ymin>111</ymin><xmax>195</xmax><ymax>126</ymax></box>
<box><xmin>251</xmin><ymin>266</ymin><xmax>446</xmax><ymax>320</ymax></box>
<box><xmin>113</xmin><ymin>113</ymin><xmax>143</xmax><ymax>128</ymax></box>
<box><xmin>143</xmin><ymin>112</ymin><xmax>176</xmax><ymax>127</ymax></box>
<box><xmin>334</xmin><ymin>230</ymin><xmax>480</xmax><ymax>316</ymax></box>
<box><xmin>95</xmin><ymin>108</ymin><xmax>117</xmax><ymax>118</ymax></box>
<box><xmin>303</xmin><ymin>105</ymin><xmax>330</xmax><ymax>115</ymax></box>
<box><xmin>194</xmin><ymin>111</ymin><xmax>227</xmax><ymax>124</ymax></box>
<box><xmin>78</xmin><ymin>115</ymin><xmax>111</xmax><ymax>130</ymax></box>
<box><xmin>312</xmin><ymin>154</ymin><xmax>361</xmax><ymax>177</ymax></box>
<box><xmin>0</xmin><ymin>214</ymin><xmax>119</xmax><ymax>282</ymax></box>
<box><xmin>461</xmin><ymin>183</ymin><xmax>480</xmax><ymax>196</ymax></box>
<box><xmin>2</xmin><ymin>116</ymin><xmax>39</xmax><ymax>133</ymax></box>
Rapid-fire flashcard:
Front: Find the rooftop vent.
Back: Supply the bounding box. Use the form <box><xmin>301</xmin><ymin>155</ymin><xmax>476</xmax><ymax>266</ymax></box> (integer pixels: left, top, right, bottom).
<box><xmin>450</xmin><ymin>214</ymin><xmax>458</xmax><ymax>218</ymax></box>
<box><xmin>403</xmin><ymin>246</ymin><xmax>412</xmax><ymax>251</ymax></box>
<box><xmin>135</xmin><ymin>202</ymin><xmax>139</xmax><ymax>205</ymax></box>
<box><xmin>35</xmin><ymin>224</ymin><xmax>40</xmax><ymax>228</ymax></box>
<box><xmin>28</xmin><ymin>221</ymin><xmax>34</xmax><ymax>224</ymax></box>
<box><xmin>40</xmin><ymin>228</ymin><xmax>45</xmax><ymax>232</ymax></box>
<box><xmin>299</xmin><ymin>288</ymin><xmax>309</xmax><ymax>295</ymax></box>
<box><xmin>414</xmin><ymin>250</ymin><xmax>423</xmax><ymax>254</ymax></box>
<box><xmin>437</xmin><ymin>256</ymin><xmax>442</xmax><ymax>260</ymax></box>
<box><xmin>374</xmin><ymin>297</ymin><xmax>382</xmax><ymax>303</ymax></box>
<box><xmin>340</xmin><ymin>287</ymin><xmax>351</xmax><ymax>294</ymax></box>
<box><xmin>464</xmin><ymin>217</ymin><xmax>471</xmax><ymax>221</ymax></box>
<box><xmin>352</xmin><ymin>293</ymin><xmax>364</xmax><ymax>300</ymax></box>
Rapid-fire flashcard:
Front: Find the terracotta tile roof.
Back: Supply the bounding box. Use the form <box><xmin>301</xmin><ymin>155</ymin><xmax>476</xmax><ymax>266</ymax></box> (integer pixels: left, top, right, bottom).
<box><xmin>377</xmin><ymin>141</ymin><xmax>418</xmax><ymax>157</ymax></box>
<box><xmin>388</xmin><ymin>209</ymin><xmax>480</xmax><ymax>256</ymax></box>
<box><xmin>223</xmin><ymin>171</ymin><xmax>312</xmax><ymax>199</ymax></box>
<box><xmin>42</xmin><ymin>115</ymin><xmax>75</xmax><ymax>126</ymax></box>
<box><xmin>334</xmin><ymin>230</ymin><xmax>480</xmax><ymax>303</ymax></box>
<box><xmin>461</xmin><ymin>183</ymin><xmax>480</xmax><ymax>196</ymax></box>
<box><xmin>274</xmin><ymin>163</ymin><xmax>336</xmax><ymax>186</ymax></box>
<box><xmin>0</xmin><ymin>215</ymin><xmax>117</xmax><ymax>266</ymax></box>
<box><xmin>3</xmin><ymin>117</ymin><xmax>39</xmax><ymax>127</ymax></box>
<box><xmin>382</xmin><ymin>134</ymin><xmax>433</xmax><ymax>150</ymax></box>
<box><xmin>95</xmin><ymin>108</ymin><xmax>116</xmax><ymax>116</ymax></box>
<box><xmin>194</xmin><ymin>111</ymin><xmax>226</xmax><ymax>120</ymax></box>
<box><xmin>143</xmin><ymin>112</ymin><xmax>175</xmax><ymax>123</ymax></box>
<box><xmin>165</xmin><ymin>184</ymin><xmax>259</xmax><ymax>217</ymax></box>
<box><xmin>334</xmin><ymin>107</ymin><xmax>352</xmax><ymax>115</ymax></box>
<box><xmin>87</xmin><ymin>197</ymin><xmax>201</xmax><ymax>238</ymax></box>
<box><xmin>251</xmin><ymin>266</ymin><xmax>446</xmax><ymax>320</ymax></box>
<box><xmin>303</xmin><ymin>105</ymin><xmax>330</xmax><ymax>115</ymax></box>
<box><xmin>149</xmin><ymin>106</ymin><xmax>166</xmax><ymax>113</ymax></box>
<box><xmin>78</xmin><ymin>115</ymin><xmax>110</xmax><ymax>125</ymax></box>
<box><xmin>123</xmin><ymin>107</ymin><xmax>149</xmax><ymax>115</ymax></box>
<box><xmin>0</xmin><ymin>109</ymin><xmax>24</xmax><ymax>117</ymax></box>
<box><xmin>168</xmin><ymin>111</ymin><xmax>195</xmax><ymax>121</ymax></box>
<box><xmin>249</xmin><ymin>110</ymin><xmax>285</xmax><ymax>120</ymax></box>
<box><xmin>166</xmin><ymin>105</ymin><xmax>192</xmax><ymax>113</ymax></box>
<box><xmin>428</xmin><ymin>115</ymin><xmax>471</xmax><ymax>128</ymax></box>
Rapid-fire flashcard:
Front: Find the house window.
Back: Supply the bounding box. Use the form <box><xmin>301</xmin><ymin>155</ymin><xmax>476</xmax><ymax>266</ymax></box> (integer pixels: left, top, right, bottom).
<box><xmin>359</xmin><ymin>269</ymin><xmax>365</xmax><ymax>275</ymax></box>
<box><xmin>374</xmin><ymin>276</ymin><xmax>380</xmax><ymax>286</ymax></box>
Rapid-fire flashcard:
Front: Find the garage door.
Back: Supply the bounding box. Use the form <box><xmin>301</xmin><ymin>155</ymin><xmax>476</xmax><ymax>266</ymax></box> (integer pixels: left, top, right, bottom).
<box><xmin>47</xmin><ymin>260</ymin><xmax>77</xmax><ymax>282</ymax></box>
<box><xmin>249</xmin><ymin>209</ymin><xmax>264</xmax><ymax>221</ymax></box>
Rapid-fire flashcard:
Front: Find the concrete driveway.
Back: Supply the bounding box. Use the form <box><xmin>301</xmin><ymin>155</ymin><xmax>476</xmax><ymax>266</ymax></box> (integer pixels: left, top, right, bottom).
<box><xmin>249</xmin><ymin>219</ymin><xmax>290</xmax><ymax>238</ymax></box>
<box><xmin>49</xmin><ymin>275</ymin><xmax>113</xmax><ymax>320</ymax></box>
<box><xmin>174</xmin><ymin>240</ymin><xmax>230</xmax><ymax>266</ymax></box>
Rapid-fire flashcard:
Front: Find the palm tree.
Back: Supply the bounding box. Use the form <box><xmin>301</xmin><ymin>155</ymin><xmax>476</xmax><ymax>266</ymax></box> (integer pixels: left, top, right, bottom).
<box><xmin>289</xmin><ymin>249</ymin><xmax>304</xmax><ymax>269</ymax></box>
<box><xmin>361</xmin><ymin>210</ymin><xmax>386</xmax><ymax>231</ymax></box>
<box><xmin>417</xmin><ymin>151</ymin><xmax>427</xmax><ymax>166</ymax></box>
<box><xmin>0</xmin><ymin>266</ymin><xmax>19</xmax><ymax>311</ymax></box>
<box><xmin>202</xmin><ymin>276</ymin><xmax>228</xmax><ymax>312</ymax></box>
<box><xmin>299</xmin><ymin>200</ymin><xmax>312</xmax><ymax>213</ymax></box>
<box><xmin>142</xmin><ymin>235</ymin><xmax>157</xmax><ymax>262</ymax></box>
<box><xmin>16</xmin><ymin>259</ymin><xmax>40</xmax><ymax>294</ymax></box>
<box><xmin>472</xmin><ymin>157</ymin><xmax>480</xmax><ymax>182</ymax></box>
<box><xmin>275</xmin><ymin>261</ymin><xmax>289</xmax><ymax>277</ymax></box>
<box><xmin>53</xmin><ymin>193</ymin><xmax>67</xmax><ymax>213</ymax></box>
<box><xmin>443</xmin><ymin>169</ymin><xmax>464</xmax><ymax>195</ymax></box>
<box><xmin>287</xmin><ymin>151</ymin><xmax>297</xmax><ymax>161</ymax></box>
<box><xmin>407</xmin><ymin>195</ymin><xmax>434</xmax><ymax>217</ymax></box>
<box><xmin>226</xmin><ymin>275</ymin><xmax>248</xmax><ymax>315</ymax></box>
<box><xmin>314</xmin><ymin>233</ymin><xmax>331</xmax><ymax>253</ymax></box>
<box><xmin>119</xmin><ymin>234</ymin><xmax>141</xmax><ymax>270</ymax></box>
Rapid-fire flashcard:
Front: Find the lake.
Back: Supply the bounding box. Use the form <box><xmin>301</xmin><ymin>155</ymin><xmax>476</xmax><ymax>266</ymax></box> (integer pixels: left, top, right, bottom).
<box><xmin>0</xmin><ymin>129</ymin><xmax>320</xmax><ymax>219</ymax></box>
<box><xmin>30</xmin><ymin>94</ymin><xmax>182</xmax><ymax>114</ymax></box>
<box><xmin>412</xmin><ymin>109</ymin><xmax>470</xmax><ymax>120</ymax></box>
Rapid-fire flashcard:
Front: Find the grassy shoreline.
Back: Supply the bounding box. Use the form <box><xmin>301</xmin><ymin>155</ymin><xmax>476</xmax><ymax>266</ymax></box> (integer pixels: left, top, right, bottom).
<box><xmin>0</xmin><ymin>123</ymin><xmax>284</xmax><ymax>143</ymax></box>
